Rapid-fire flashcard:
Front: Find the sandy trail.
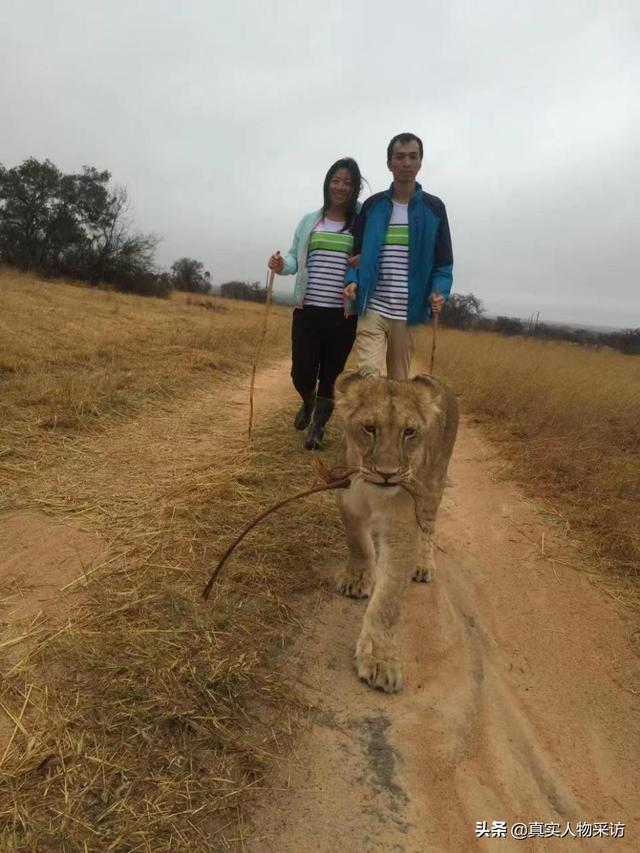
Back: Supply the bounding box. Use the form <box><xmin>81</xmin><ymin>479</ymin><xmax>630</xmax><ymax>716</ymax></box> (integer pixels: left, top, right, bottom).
<box><xmin>2</xmin><ymin>359</ymin><xmax>639</xmax><ymax>851</ymax></box>
<box><xmin>245</xmin><ymin>374</ymin><xmax>640</xmax><ymax>852</ymax></box>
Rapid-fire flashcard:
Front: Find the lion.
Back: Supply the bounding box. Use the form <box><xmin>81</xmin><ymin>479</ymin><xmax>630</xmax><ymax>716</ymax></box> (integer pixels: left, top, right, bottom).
<box><xmin>332</xmin><ymin>371</ymin><xmax>459</xmax><ymax>693</ymax></box>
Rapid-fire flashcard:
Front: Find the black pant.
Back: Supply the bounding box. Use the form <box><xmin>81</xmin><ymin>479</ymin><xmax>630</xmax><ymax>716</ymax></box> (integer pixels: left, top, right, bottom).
<box><xmin>291</xmin><ymin>307</ymin><xmax>357</xmax><ymax>399</ymax></box>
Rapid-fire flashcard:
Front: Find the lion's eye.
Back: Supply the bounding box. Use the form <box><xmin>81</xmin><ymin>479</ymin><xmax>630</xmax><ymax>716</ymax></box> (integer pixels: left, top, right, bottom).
<box><xmin>362</xmin><ymin>424</ymin><xmax>376</xmax><ymax>436</ymax></box>
<box><xmin>403</xmin><ymin>427</ymin><xmax>417</xmax><ymax>438</ymax></box>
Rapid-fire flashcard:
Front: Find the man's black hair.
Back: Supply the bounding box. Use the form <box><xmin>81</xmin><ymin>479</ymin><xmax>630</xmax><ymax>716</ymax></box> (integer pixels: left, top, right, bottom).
<box><xmin>387</xmin><ymin>132</ymin><xmax>423</xmax><ymax>163</ymax></box>
<box><xmin>322</xmin><ymin>157</ymin><xmax>363</xmax><ymax>231</ymax></box>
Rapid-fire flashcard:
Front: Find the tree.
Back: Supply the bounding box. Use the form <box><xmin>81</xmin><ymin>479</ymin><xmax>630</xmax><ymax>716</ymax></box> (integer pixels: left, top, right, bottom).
<box><xmin>0</xmin><ymin>157</ymin><xmax>159</xmax><ymax>293</ymax></box>
<box><xmin>170</xmin><ymin>257</ymin><xmax>211</xmax><ymax>293</ymax></box>
<box><xmin>219</xmin><ymin>280</ymin><xmax>266</xmax><ymax>302</ymax></box>
<box><xmin>494</xmin><ymin>315</ymin><xmax>524</xmax><ymax>335</ymax></box>
<box><xmin>605</xmin><ymin>328</ymin><xmax>640</xmax><ymax>355</ymax></box>
<box><xmin>440</xmin><ymin>292</ymin><xmax>485</xmax><ymax>329</ymax></box>
<box><xmin>0</xmin><ymin>158</ymin><xmax>69</xmax><ymax>270</ymax></box>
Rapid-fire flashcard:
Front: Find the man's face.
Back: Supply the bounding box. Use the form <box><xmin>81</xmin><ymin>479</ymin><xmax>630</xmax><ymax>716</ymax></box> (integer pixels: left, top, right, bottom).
<box><xmin>387</xmin><ymin>140</ymin><xmax>422</xmax><ymax>184</ymax></box>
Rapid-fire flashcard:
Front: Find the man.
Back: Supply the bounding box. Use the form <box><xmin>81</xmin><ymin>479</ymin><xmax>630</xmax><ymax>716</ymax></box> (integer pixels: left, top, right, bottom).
<box><xmin>344</xmin><ymin>132</ymin><xmax>453</xmax><ymax>380</ymax></box>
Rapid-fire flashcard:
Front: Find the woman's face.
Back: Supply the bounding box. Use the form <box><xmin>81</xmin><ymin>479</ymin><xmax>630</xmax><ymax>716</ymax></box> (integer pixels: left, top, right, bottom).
<box><xmin>328</xmin><ymin>168</ymin><xmax>353</xmax><ymax>209</ymax></box>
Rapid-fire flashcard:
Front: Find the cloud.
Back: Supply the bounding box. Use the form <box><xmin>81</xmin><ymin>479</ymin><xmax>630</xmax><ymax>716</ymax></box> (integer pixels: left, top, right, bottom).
<box><xmin>2</xmin><ymin>0</ymin><xmax>638</xmax><ymax>326</ymax></box>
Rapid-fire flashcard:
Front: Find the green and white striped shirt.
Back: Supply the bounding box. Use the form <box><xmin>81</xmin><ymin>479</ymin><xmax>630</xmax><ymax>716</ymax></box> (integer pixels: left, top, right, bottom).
<box><xmin>369</xmin><ymin>202</ymin><xmax>409</xmax><ymax>320</ymax></box>
<box><xmin>304</xmin><ymin>218</ymin><xmax>353</xmax><ymax>308</ymax></box>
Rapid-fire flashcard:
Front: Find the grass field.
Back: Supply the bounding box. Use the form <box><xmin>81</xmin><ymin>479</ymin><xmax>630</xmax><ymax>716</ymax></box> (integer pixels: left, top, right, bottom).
<box><xmin>425</xmin><ymin>326</ymin><xmax>640</xmax><ymax>595</ymax></box>
<box><xmin>1</xmin><ymin>267</ymin><xmax>638</xmax><ymax>849</ymax></box>
<box><xmin>0</xmin><ymin>266</ymin><xmax>290</xmax><ymax>444</ymax></box>
<box><xmin>1</xmin><ymin>267</ymin><xmax>328</xmax><ymax>850</ymax></box>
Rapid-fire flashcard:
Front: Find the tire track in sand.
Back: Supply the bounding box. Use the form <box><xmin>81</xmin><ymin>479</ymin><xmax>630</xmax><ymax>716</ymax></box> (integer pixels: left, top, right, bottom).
<box><xmin>247</xmin><ymin>414</ymin><xmax>640</xmax><ymax>852</ymax></box>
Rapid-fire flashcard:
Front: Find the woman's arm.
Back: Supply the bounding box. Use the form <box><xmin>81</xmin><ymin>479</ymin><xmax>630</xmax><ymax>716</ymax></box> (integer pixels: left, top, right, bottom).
<box><xmin>267</xmin><ymin>218</ymin><xmax>302</xmax><ymax>275</ymax></box>
<box><xmin>279</xmin><ymin>219</ymin><xmax>303</xmax><ymax>276</ymax></box>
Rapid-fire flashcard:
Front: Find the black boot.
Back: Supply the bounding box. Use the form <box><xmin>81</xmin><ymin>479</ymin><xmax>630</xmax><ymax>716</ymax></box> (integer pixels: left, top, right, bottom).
<box><xmin>304</xmin><ymin>396</ymin><xmax>334</xmax><ymax>450</ymax></box>
<box><xmin>293</xmin><ymin>390</ymin><xmax>316</xmax><ymax>430</ymax></box>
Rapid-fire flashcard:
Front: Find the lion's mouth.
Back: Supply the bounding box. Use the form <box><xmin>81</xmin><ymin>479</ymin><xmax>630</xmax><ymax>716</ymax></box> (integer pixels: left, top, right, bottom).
<box><xmin>359</xmin><ymin>470</ymin><xmax>409</xmax><ymax>488</ymax></box>
<box><xmin>358</xmin><ymin>468</ymin><xmax>410</xmax><ymax>488</ymax></box>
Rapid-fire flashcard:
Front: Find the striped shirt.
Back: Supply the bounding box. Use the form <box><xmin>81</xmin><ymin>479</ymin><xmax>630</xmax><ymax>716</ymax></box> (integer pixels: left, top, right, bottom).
<box><xmin>304</xmin><ymin>218</ymin><xmax>353</xmax><ymax>308</ymax></box>
<box><xmin>368</xmin><ymin>202</ymin><xmax>409</xmax><ymax>320</ymax></box>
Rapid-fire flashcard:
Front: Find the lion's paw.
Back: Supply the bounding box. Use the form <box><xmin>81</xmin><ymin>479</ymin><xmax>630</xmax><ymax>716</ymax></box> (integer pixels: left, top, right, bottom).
<box><xmin>335</xmin><ymin>571</ymin><xmax>372</xmax><ymax>599</ymax></box>
<box><xmin>412</xmin><ymin>565</ymin><xmax>434</xmax><ymax>583</ymax></box>
<box><xmin>356</xmin><ymin>653</ymin><xmax>403</xmax><ymax>693</ymax></box>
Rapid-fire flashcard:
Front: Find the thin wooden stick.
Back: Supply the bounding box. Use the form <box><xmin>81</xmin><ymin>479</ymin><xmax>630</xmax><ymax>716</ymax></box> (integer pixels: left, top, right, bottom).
<box><xmin>429</xmin><ymin>288</ymin><xmax>440</xmax><ymax>375</ymax></box>
<box><xmin>248</xmin><ymin>268</ymin><xmax>275</xmax><ymax>439</ymax></box>
<box><xmin>202</xmin><ymin>470</ymin><xmax>357</xmax><ymax>601</ymax></box>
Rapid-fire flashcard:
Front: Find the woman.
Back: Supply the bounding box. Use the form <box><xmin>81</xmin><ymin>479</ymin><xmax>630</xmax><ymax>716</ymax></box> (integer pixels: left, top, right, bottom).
<box><xmin>268</xmin><ymin>157</ymin><xmax>362</xmax><ymax>450</ymax></box>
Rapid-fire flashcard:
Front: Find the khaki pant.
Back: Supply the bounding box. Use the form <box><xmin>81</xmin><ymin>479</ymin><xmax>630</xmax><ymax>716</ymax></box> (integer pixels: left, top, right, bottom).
<box><xmin>355</xmin><ymin>310</ymin><xmax>418</xmax><ymax>381</ymax></box>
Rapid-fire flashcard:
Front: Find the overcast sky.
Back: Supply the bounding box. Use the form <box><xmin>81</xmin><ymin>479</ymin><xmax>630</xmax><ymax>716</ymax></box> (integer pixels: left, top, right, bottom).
<box><xmin>2</xmin><ymin>0</ymin><xmax>638</xmax><ymax>327</ymax></box>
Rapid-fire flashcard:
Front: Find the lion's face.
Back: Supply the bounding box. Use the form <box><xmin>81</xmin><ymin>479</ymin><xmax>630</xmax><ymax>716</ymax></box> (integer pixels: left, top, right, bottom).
<box><xmin>334</xmin><ymin>372</ymin><xmax>442</xmax><ymax>488</ymax></box>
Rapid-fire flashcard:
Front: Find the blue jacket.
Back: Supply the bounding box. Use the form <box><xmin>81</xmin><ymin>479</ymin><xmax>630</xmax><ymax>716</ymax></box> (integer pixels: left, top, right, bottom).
<box><xmin>345</xmin><ymin>183</ymin><xmax>453</xmax><ymax>325</ymax></box>
<box><xmin>278</xmin><ymin>204</ymin><xmax>362</xmax><ymax>306</ymax></box>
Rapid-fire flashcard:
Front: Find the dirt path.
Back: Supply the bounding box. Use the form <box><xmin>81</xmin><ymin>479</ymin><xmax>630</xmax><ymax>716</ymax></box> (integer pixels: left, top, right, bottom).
<box><xmin>244</xmin><ymin>376</ymin><xmax>640</xmax><ymax>851</ymax></box>
<box><xmin>2</xmin><ymin>360</ymin><xmax>639</xmax><ymax>851</ymax></box>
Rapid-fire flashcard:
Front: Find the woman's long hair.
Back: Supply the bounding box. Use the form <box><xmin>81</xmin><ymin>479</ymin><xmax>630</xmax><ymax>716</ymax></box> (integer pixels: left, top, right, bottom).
<box><xmin>322</xmin><ymin>157</ymin><xmax>363</xmax><ymax>232</ymax></box>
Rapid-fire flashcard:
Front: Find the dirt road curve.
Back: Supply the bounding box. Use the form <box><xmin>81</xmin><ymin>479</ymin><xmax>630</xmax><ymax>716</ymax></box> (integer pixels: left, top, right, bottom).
<box><xmin>2</xmin><ymin>361</ymin><xmax>639</xmax><ymax>851</ymax></box>
<box><xmin>246</xmin><ymin>374</ymin><xmax>640</xmax><ymax>852</ymax></box>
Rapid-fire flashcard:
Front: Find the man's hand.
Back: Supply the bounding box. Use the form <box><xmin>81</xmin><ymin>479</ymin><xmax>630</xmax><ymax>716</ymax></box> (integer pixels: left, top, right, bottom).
<box><xmin>344</xmin><ymin>283</ymin><xmax>357</xmax><ymax>300</ymax></box>
<box><xmin>347</xmin><ymin>254</ymin><xmax>361</xmax><ymax>269</ymax></box>
<box><xmin>268</xmin><ymin>251</ymin><xmax>283</xmax><ymax>273</ymax></box>
<box><xmin>429</xmin><ymin>291</ymin><xmax>445</xmax><ymax>315</ymax></box>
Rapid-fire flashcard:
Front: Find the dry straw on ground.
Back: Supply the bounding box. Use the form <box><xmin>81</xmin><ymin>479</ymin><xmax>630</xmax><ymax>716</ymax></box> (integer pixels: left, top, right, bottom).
<box><xmin>0</xmin><ymin>267</ymin><xmax>285</xmax><ymax>447</ymax></box>
<box><xmin>1</xmin><ymin>414</ymin><xmax>344</xmax><ymax>851</ymax></box>
<box><xmin>1</xmin><ymin>268</ymin><xmax>639</xmax><ymax>848</ymax></box>
<box><xmin>1</xmin><ymin>268</ymin><xmax>348</xmax><ymax>850</ymax></box>
<box><xmin>424</xmin><ymin>327</ymin><xmax>640</xmax><ymax>611</ymax></box>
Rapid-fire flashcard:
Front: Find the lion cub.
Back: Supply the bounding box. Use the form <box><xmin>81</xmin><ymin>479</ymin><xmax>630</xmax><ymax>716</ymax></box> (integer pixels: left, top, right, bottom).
<box><xmin>333</xmin><ymin>372</ymin><xmax>458</xmax><ymax>693</ymax></box>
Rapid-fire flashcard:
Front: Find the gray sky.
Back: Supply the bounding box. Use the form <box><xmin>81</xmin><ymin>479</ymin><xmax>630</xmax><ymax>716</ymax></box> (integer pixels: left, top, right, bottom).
<box><xmin>2</xmin><ymin>0</ymin><xmax>639</xmax><ymax>327</ymax></box>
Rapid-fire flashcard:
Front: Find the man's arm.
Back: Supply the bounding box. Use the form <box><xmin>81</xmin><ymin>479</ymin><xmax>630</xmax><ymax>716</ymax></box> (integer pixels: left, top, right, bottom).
<box><xmin>344</xmin><ymin>203</ymin><xmax>368</xmax><ymax>288</ymax></box>
<box><xmin>428</xmin><ymin>204</ymin><xmax>453</xmax><ymax>300</ymax></box>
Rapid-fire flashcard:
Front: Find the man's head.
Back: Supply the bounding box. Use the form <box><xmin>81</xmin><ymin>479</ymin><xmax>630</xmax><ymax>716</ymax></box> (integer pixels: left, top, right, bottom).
<box><xmin>387</xmin><ymin>132</ymin><xmax>423</xmax><ymax>185</ymax></box>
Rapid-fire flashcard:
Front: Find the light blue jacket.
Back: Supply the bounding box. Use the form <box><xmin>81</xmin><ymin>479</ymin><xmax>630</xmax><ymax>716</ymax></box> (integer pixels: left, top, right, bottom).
<box><xmin>278</xmin><ymin>204</ymin><xmax>362</xmax><ymax>306</ymax></box>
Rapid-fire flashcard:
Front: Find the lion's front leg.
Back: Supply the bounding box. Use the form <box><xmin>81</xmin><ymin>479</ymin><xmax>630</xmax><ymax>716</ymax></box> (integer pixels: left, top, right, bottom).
<box><xmin>412</xmin><ymin>494</ymin><xmax>441</xmax><ymax>583</ymax></box>
<box><xmin>413</xmin><ymin>527</ymin><xmax>436</xmax><ymax>583</ymax></box>
<box><xmin>356</xmin><ymin>529</ymin><xmax>417</xmax><ymax>692</ymax></box>
<box><xmin>334</xmin><ymin>491</ymin><xmax>375</xmax><ymax>599</ymax></box>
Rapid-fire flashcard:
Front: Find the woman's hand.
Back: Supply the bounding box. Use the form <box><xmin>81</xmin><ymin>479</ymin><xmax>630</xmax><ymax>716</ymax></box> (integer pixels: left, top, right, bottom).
<box><xmin>347</xmin><ymin>254</ymin><xmax>361</xmax><ymax>269</ymax></box>
<box><xmin>268</xmin><ymin>251</ymin><xmax>283</xmax><ymax>273</ymax></box>
<box><xmin>343</xmin><ymin>283</ymin><xmax>357</xmax><ymax>300</ymax></box>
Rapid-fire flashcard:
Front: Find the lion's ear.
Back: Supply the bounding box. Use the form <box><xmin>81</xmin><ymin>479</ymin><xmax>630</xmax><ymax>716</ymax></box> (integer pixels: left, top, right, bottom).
<box><xmin>411</xmin><ymin>374</ymin><xmax>443</xmax><ymax>415</ymax></box>
<box><xmin>334</xmin><ymin>370</ymin><xmax>367</xmax><ymax>399</ymax></box>
<box><xmin>411</xmin><ymin>374</ymin><xmax>441</xmax><ymax>393</ymax></box>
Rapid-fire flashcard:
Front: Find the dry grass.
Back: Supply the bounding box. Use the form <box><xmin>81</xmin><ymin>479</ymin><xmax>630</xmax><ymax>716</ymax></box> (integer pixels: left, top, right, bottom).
<box><xmin>2</xmin><ymin>268</ymin><xmax>638</xmax><ymax>848</ymax></box>
<box><xmin>1</xmin><ymin>416</ymin><xmax>343</xmax><ymax>851</ymax></box>
<box><xmin>0</xmin><ymin>266</ymin><xmax>290</xmax><ymax>508</ymax></box>
<box><xmin>0</xmin><ymin>268</ymin><xmax>349</xmax><ymax>850</ymax></box>
<box><xmin>419</xmin><ymin>327</ymin><xmax>640</xmax><ymax>596</ymax></box>
<box><xmin>0</xmin><ymin>266</ymin><xmax>288</xmax><ymax>444</ymax></box>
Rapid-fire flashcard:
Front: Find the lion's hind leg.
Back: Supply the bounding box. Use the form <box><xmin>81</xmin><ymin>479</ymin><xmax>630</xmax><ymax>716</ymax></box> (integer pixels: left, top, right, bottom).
<box><xmin>335</xmin><ymin>493</ymin><xmax>374</xmax><ymax>599</ymax></box>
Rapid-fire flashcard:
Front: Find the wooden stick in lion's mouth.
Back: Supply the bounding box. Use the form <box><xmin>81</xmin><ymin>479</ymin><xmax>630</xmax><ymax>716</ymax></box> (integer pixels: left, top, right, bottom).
<box><xmin>202</xmin><ymin>468</ymin><xmax>358</xmax><ymax>601</ymax></box>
